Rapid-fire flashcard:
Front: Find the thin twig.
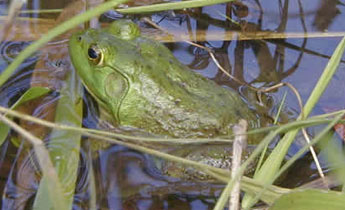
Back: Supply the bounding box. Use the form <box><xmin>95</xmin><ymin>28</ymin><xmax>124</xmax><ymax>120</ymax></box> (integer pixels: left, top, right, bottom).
<box><xmin>209</xmin><ymin>52</ymin><xmax>249</xmax><ymax>86</ymax></box>
<box><xmin>0</xmin><ymin>106</ymin><xmax>233</xmax><ymax>145</ymax></box>
<box><xmin>230</xmin><ymin>119</ymin><xmax>248</xmax><ymax>210</ymax></box>
<box><xmin>261</xmin><ymin>84</ymin><xmax>326</xmax><ymax>187</ymax></box>
<box><xmin>301</xmin><ymin>128</ymin><xmax>328</xmax><ymax>188</ymax></box>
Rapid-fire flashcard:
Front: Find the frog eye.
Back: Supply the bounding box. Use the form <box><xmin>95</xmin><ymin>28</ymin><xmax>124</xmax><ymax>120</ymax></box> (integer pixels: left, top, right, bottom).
<box><xmin>87</xmin><ymin>45</ymin><xmax>103</xmax><ymax>65</ymax></box>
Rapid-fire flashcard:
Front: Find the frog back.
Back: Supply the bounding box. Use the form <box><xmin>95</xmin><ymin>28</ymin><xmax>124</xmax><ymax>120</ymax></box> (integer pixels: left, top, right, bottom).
<box><xmin>117</xmin><ymin>37</ymin><xmax>257</xmax><ymax>138</ymax></box>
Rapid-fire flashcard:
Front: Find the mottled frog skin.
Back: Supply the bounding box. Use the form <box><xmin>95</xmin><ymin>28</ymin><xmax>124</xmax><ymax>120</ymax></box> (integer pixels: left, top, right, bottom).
<box><xmin>69</xmin><ymin>20</ymin><xmax>258</xmax><ymax>139</ymax></box>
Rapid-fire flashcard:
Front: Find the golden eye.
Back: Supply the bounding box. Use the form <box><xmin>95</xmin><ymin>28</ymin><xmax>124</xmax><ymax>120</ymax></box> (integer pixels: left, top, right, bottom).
<box><xmin>87</xmin><ymin>45</ymin><xmax>103</xmax><ymax>65</ymax></box>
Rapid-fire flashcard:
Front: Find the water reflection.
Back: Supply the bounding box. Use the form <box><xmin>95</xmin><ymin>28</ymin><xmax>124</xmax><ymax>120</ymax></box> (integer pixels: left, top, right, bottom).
<box><xmin>313</xmin><ymin>0</ymin><xmax>340</xmax><ymax>31</ymax></box>
<box><xmin>171</xmin><ymin>0</ymin><xmax>310</xmax><ymax>89</ymax></box>
<box><xmin>93</xmin><ymin>144</ymin><xmax>231</xmax><ymax>209</ymax></box>
<box><xmin>3</xmin><ymin>146</ymin><xmax>39</xmax><ymax>210</ymax></box>
<box><xmin>0</xmin><ymin>40</ymin><xmax>37</xmax><ymax>110</ymax></box>
<box><xmin>2</xmin><ymin>142</ymin><xmax>91</xmax><ymax>210</ymax></box>
<box><xmin>0</xmin><ymin>42</ymin><xmax>35</xmax><ymax>64</ymax></box>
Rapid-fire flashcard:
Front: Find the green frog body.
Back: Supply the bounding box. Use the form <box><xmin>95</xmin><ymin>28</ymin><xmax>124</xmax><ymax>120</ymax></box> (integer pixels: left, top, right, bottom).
<box><xmin>69</xmin><ymin>20</ymin><xmax>258</xmax><ymax>138</ymax></box>
<box><xmin>69</xmin><ymin>20</ymin><xmax>260</xmax><ymax>179</ymax></box>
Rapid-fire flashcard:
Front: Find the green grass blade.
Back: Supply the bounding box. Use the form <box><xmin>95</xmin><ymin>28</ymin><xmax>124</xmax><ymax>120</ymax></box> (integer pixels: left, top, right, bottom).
<box><xmin>33</xmin><ymin>74</ymin><xmax>83</xmax><ymax>209</ymax></box>
<box><xmin>274</xmin><ymin>91</ymin><xmax>287</xmax><ymax>125</ymax></box>
<box><xmin>243</xmin><ymin>111</ymin><xmax>345</xmax><ymax>210</ymax></box>
<box><xmin>242</xmin><ymin>36</ymin><xmax>345</xmax><ymax>208</ymax></box>
<box><xmin>117</xmin><ymin>0</ymin><xmax>234</xmax><ymax>14</ymax></box>
<box><xmin>0</xmin><ymin>0</ymin><xmax>127</xmax><ymax>87</ymax></box>
<box><xmin>0</xmin><ymin>105</ymin><xmax>342</xmax><ymax>206</ymax></box>
<box><xmin>0</xmin><ymin>87</ymin><xmax>50</xmax><ymax>146</ymax></box>
<box><xmin>255</xmin><ymin>92</ymin><xmax>288</xmax><ymax>174</ymax></box>
<box><xmin>19</xmin><ymin>9</ymin><xmax>62</xmax><ymax>14</ymax></box>
<box><xmin>1</xmin><ymin>105</ymin><xmax>343</xmax><ymax>146</ymax></box>
<box><xmin>270</xmin><ymin>189</ymin><xmax>345</xmax><ymax>210</ymax></box>
<box><xmin>213</xmin><ymin>112</ymin><xmax>345</xmax><ymax>209</ymax></box>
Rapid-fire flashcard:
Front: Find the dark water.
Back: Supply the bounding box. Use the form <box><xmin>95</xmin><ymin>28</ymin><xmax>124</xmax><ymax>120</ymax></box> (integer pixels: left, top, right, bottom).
<box><xmin>0</xmin><ymin>0</ymin><xmax>345</xmax><ymax>209</ymax></box>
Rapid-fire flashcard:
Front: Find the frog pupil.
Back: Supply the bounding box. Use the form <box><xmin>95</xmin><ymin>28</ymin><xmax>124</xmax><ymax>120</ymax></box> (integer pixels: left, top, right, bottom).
<box><xmin>88</xmin><ymin>48</ymin><xmax>98</xmax><ymax>59</ymax></box>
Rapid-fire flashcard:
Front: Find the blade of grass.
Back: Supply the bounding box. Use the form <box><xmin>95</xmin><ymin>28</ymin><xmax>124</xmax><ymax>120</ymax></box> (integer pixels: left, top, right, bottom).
<box><xmin>270</xmin><ymin>189</ymin><xmax>345</xmax><ymax>210</ymax></box>
<box><xmin>216</xmin><ymin>111</ymin><xmax>344</xmax><ymax>210</ymax></box>
<box><xmin>255</xmin><ymin>91</ymin><xmax>287</xmax><ymax>174</ymax></box>
<box><xmin>0</xmin><ymin>0</ymin><xmax>128</xmax><ymax>87</ymax></box>
<box><xmin>0</xmin><ymin>106</ymin><xmax>343</xmax><ymax>205</ymax></box>
<box><xmin>243</xmin><ymin>111</ymin><xmax>345</xmax><ymax>210</ymax></box>
<box><xmin>0</xmin><ymin>106</ymin><xmax>344</xmax><ymax>146</ymax></box>
<box><xmin>117</xmin><ymin>0</ymin><xmax>235</xmax><ymax>14</ymax></box>
<box><xmin>19</xmin><ymin>9</ymin><xmax>62</xmax><ymax>14</ymax></box>
<box><xmin>278</xmin><ymin>114</ymin><xmax>344</xmax><ymax>187</ymax></box>
<box><xmin>33</xmin><ymin>74</ymin><xmax>83</xmax><ymax>209</ymax></box>
<box><xmin>274</xmin><ymin>92</ymin><xmax>288</xmax><ymax>125</ymax></box>
<box><xmin>213</xmin><ymin>109</ymin><xmax>343</xmax><ymax>209</ymax></box>
<box><xmin>214</xmin><ymin>130</ymin><xmax>278</xmax><ymax>210</ymax></box>
<box><xmin>242</xmin><ymin>36</ymin><xmax>345</xmax><ymax>208</ymax></box>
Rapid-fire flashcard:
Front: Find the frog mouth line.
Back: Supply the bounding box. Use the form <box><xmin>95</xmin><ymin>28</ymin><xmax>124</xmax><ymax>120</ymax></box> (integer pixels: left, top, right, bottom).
<box><xmin>81</xmin><ymin>80</ymin><xmax>110</xmax><ymax>114</ymax></box>
<box><xmin>105</xmin><ymin>64</ymin><xmax>131</xmax><ymax>123</ymax></box>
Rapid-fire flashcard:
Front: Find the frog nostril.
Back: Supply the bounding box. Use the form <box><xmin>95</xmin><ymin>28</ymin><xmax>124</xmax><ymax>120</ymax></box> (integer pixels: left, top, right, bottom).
<box><xmin>77</xmin><ymin>36</ymin><xmax>82</xmax><ymax>41</ymax></box>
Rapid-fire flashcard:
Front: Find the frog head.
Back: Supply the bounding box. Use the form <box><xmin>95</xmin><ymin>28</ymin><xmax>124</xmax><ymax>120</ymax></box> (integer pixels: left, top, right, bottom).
<box><xmin>68</xmin><ymin>20</ymin><xmax>141</xmax><ymax>122</ymax></box>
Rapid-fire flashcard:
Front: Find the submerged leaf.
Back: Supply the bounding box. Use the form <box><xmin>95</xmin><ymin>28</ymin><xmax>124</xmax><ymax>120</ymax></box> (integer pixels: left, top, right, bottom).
<box><xmin>0</xmin><ymin>86</ymin><xmax>50</xmax><ymax>146</ymax></box>
<box><xmin>33</xmin><ymin>74</ymin><xmax>83</xmax><ymax>209</ymax></box>
<box><xmin>270</xmin><ymin>189</ymin><xmax>345</xmax><ymax>210</ymax></box>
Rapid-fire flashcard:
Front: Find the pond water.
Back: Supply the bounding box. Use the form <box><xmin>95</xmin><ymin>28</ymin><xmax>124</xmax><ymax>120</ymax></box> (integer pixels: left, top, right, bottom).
<box><xmin>0</xmin><ymin>0</ymin><xmax>344</xmax><ymax>209</ymax></box>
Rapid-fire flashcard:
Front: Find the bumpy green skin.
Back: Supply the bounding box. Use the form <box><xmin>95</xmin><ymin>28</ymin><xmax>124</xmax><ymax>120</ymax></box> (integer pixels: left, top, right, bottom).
<box><xmin>69</xmin><ymin>20</ymin><xmax>258</xmax><ymax>139</ymax></box>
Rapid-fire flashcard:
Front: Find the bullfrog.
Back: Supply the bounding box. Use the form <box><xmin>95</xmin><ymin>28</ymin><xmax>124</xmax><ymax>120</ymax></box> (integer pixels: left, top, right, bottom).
<box><xmin>69</xmin><ymin>20</ymin><xmax>259</xmax><ymax>138</ymax></box>
<box><xmin>69</xmin><ymin>20</ymin><xmax>260</xmax><ymax>179</ymax></box>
